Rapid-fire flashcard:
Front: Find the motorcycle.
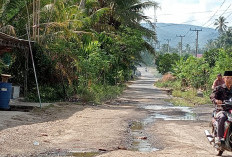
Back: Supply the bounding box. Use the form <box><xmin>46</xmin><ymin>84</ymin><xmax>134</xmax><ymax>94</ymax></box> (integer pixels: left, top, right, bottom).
<box><xmin>205</xmin><ymin>99</ymin><xmax>232</xmax><ymax>156</ymax></box>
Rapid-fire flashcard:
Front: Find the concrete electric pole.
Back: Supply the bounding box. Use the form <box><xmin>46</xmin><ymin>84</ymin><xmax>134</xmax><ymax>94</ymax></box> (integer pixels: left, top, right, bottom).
<box><xmin>190</xmin><ymin>28</ymin><xmax>202</xmax><ymax>57</ymax></box>
<box><xmin>176</xmin><ymin>35</ymin><xmax>185</xmax><ymax>56</ymax></box>
<box><xmin>164</xmin><ymin>39</ymin><xmax>171</xmax><ymax>53</ymax></box>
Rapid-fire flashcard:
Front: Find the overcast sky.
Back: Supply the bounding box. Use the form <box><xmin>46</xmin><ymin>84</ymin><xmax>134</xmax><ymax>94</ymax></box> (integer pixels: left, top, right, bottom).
<box><xmin>144</xmin><ymin>0</ymin><xmax>232</xmax><ymax>28</ymax></box>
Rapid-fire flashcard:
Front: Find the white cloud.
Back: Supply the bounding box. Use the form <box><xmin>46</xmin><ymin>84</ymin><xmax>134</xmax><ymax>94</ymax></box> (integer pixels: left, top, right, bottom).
<box><xmin>144</xmin><ymin>0</ymin><xmax>232</xmax><ymax>28</ymax></box>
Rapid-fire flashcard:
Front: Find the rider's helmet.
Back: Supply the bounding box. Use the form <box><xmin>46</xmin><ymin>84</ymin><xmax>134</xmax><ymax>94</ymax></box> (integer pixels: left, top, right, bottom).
<box><xmin>224</xmin><ymin>71</ymin><xmax>232</xmax><ymax>76</ymax></box>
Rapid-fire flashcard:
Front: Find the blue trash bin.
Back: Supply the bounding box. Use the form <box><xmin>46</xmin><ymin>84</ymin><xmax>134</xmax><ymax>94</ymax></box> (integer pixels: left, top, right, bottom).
<box><xmin>0</xmin><ymin>82</ymin><xmax>12</xmax><ymax>110</ymax></box>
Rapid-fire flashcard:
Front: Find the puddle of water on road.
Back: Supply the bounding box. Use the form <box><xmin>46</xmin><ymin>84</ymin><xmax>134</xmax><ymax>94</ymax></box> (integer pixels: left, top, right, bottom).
<box><xmin>129</xmin><ymin>104</ymin><xmax>197</xmax><ymax>152</ymax></box>
<box><xmin>144</xmin><ymin>104</ymin><xmax>192</xmax><ymax>113</ymax></box>
<box><xmin>143</xmin><ymin>112</ymin><xmax>197</xmax><ymax>125</ymax></box>
<box><xmin>39</xmin><ymin>150</ymin><xmax>101</xmax><ymax>157</ymax></box>
<box><xmin>129</xmin><ymin>121</ymin><xmax>159</xmax><ymax>152</ymax></box>
<box><xmin>143</xmin><ymin>104</ymin><xmax>197</xmax><ymax>123</ymax></box>
<box><xmin>71</xmin><ymin>152</ymin><xmax>100</xmax><ymax>157</ymax></box>
<box><xmin>130</xmin><ymin>121</ymin><xmax>143</xmax><ymax>130</ymax></box>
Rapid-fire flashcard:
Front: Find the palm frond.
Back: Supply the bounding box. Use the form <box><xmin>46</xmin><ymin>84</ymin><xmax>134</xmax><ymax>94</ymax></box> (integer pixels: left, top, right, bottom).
<box><xmin>144</xmin><ymin>41</ymin><xmax>156</xmax><ymax>55</ymax></box>
<box><xmin>130</xmin><ymin>1</ymin><xmax>159</xmax><ymax>11</ymax></box>
<box><xmin>90</xmin><ymin>7</ymin><xmax>110</xmax><ymax>24</ymax></box>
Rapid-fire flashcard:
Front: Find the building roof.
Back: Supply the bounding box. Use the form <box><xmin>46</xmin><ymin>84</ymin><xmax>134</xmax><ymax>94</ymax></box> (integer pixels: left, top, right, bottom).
<box><xmin>197</xmin><ymin>54</ymin><xmax>203</xmax><ymax>58</ymax></box>
<box><xmin>0</xmin><ymin>32</ymin><xmax>33</xmax><ymax>54</ymax></box>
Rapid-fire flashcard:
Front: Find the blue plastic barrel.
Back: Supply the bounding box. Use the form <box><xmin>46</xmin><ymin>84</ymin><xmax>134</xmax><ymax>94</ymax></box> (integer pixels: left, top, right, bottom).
<box><xmin>0</xmin><ymin>82</ymin><xmax>12</xmax><ymax>110</ymax></box>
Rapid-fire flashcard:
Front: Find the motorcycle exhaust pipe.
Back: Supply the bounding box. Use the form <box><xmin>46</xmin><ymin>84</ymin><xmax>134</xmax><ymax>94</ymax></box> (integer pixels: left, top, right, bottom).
<box><xmin>205</xmin><ymin>130</ymin><xmax>214</xmax><ymax>143</ymax></box>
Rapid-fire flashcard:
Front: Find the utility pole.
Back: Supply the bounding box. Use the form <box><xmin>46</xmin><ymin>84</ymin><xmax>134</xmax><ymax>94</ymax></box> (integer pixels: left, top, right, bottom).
<box><xmin>176</xmin><ymin>35</ymin><xmax>185</xmax><ymax>56</ymax></box>
<box><xmin>156</xmin><ymin>41</ymin><xmax>160</xmax><ymax>49</ymax></box>
<box><xmin>164</xmin><ymin>39</ymin><xmax>171</xmax><ymax>53</ymax></box>
<box><xmin>153</xmin><ymin>6</ymin><xmax>157</xmax><ymax>51</ymax></box>
<box><xmin>154</xmin><ymin>6</ymin><xmax>157</xmax><ymax>26</ymax></box>
<box><xmin>190</xmin><ymin>28</ymin><xmax>202</xmax><ymax>57</ymax></box>
<box><xmin>154</xmin><ymin>41</ymin><xmax>160</xmax><ymax>50</ymax></box>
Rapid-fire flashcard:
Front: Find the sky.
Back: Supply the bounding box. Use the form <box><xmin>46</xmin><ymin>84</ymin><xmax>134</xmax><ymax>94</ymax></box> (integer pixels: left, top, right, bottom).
<box><xmin>144</xmin><ymin>0</ymin><xmax>232</xmax><ymax>28</ymax></box>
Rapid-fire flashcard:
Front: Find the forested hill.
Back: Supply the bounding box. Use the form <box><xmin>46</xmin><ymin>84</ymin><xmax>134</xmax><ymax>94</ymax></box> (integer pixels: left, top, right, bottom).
<box><xmin>142</xmin><ymin>23</ymin><xmax>219</xmax><ymax>49</ymax></box>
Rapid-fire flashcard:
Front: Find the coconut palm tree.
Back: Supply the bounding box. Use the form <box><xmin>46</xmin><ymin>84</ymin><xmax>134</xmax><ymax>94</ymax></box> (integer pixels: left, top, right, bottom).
<box><xmin>1</xmin><ymin>0</ymin><xmax>158</xmax><ymax>86</ymax></box>
<box><xmin>78</xmin><ymin>0</ymin><xmax>158</xmax><ymax>40</ymax></box>
<box><xmin>214</xmin><ymin>16</ymin><xmax>228</xmax><ymax>34</ymax></box>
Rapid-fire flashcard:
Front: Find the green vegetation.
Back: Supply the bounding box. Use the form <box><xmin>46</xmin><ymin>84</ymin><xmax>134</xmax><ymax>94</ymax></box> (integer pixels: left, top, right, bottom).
<box><xmin>155</xmin><ymin>80</ymin><xmax>211</xmax><ymax>107</ymax></box>
<box><xmin>155</xmin><ymin>23</ymin><xmax>232</xmax><ymax>106</ymax></box>
<box><xmin>155</xmin><ymin>53</ymin><xmax>180</xmax><ymax>74</ymax></box>
<box><xmin>0</xmin><ymin>0</ymin><xmax>158</xmax><ymax>103</ymax></box>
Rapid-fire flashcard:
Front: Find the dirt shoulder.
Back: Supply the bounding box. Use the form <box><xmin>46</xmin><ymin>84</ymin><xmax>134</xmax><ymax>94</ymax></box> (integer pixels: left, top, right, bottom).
<box><xmin>0</xmin><ymin>103</ymin><xmax>146</xmax><ymax>156</ymax></box>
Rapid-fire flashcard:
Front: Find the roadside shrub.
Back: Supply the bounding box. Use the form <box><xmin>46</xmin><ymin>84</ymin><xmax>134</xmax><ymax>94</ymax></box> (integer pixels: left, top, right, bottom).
<box><xmin>155</xmin><ymin>79</ymin><xmax>182</xmax><ymax>90</ymax></box>
<box><xmin>155</xmin><ymin>53</ymin><xmax>180</xmax><ymax>74</ymax></box>
<box><xmin>162</xmin><ymin>73</ymin><xmax>176</xmax><ymax>82</ymax></box>
<box><xmin>77</xmin><ymin>84</ymin><xmax>125</xmax><ymax>103</ymax></box>
<box><xmin>210</xmin><ymin>49</ymin><xmax>232</xmax><ymax>86</ymax></box>
<box><xmin>173</xmin><ymin>56</ymin><xmax>210</xmax><ymax>89</ymax></box>
<box><xmin>203</xmin><ymin>49</ymin><xmax>220</xmax><ymax>68</ymax></box>
<box><xmin>90</xmin><ymin>85</ymin><xmax>125</xmax><ymax>103</ymax></box>
<box><xmin>26</xmin><ymin>85</ymin><xmax>65</xmax><ymax>102</ymax></box>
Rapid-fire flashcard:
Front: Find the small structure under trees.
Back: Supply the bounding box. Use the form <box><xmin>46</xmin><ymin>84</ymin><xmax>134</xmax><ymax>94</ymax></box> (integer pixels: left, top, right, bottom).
<box><xmin>0</xmin><ymin>32</ymin><xmax>33</xmax><ymax>96</ymax></box>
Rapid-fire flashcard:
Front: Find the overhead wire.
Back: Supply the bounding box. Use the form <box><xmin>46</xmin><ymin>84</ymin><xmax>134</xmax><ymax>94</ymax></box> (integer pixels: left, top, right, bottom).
<box><xmin>153</xmin><ymin>0</ymin><xmax>231</xmax><ymax>51</ymax></box>
<box><xmin>184</xmin><ymin>1</ymin><xmax>230</xmax><ymax>40</ymax></box>
<box><xmin>206</xmin><ymin>5</ymin><xmax>232</xmax><ymax>28</ymax></box>
<box><xmin>157</xmin><ymin>8</ymin><xmax>232</xmax><ymax>16</ymax></box>
<box><xmin>202</xmin><ymin>0</ymin><xmax>226</xmax><ymax>27</ymax></box>
<box><xmin>225</xmin><ymin>10</ymin><xmax>232</xmax><ymax>19</ymax></box>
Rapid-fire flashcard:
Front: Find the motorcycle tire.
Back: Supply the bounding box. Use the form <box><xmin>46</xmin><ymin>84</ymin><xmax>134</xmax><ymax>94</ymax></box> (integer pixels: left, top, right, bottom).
<box><xmin>216</xmin><ymin>150</ymin><xmax>223</xmax><ymax>156</ymax></box>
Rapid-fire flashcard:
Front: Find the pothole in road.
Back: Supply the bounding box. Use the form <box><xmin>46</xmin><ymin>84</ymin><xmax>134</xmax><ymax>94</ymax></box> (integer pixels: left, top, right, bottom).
<box><xmin>129</xmin><ymin>104</ymin><xmax>198</xmax><ymax>152</ymax></box>
<box><xmin>39</xmin><ymin>149</ymin><xmax>102</xmax><ymax>157</ymax></box>
<box><xmin>71</xmin><ymin>152</ymin><xmax>100</xmax><ymax>157</ymax></box>
<box><xmin>129</xmin><ymin>121</ymin><xmax>159</xmax><ymax>152</ymax></box>
<box><xmin>143</xmin><ymin>104</ymin><xmax>198</xmax><ymax>123</ymax></box>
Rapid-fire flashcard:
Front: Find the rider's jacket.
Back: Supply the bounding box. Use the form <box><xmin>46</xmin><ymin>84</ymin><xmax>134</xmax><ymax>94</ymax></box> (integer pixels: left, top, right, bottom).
<box><xmin>210</xmin><ymin>84</ymin><xmax>232</xmax><ymax>110</ymax></box>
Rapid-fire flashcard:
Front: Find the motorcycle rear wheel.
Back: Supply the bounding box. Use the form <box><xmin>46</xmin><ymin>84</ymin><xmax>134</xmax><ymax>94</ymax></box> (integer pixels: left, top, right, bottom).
<box><xmin>216</xmin><ymin>150</ymin><xmax>224</xmax><ymax>156</ymax></box>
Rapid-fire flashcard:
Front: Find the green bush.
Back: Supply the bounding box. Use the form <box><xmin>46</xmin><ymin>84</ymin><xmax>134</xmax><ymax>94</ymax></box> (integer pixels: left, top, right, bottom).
<box><xmin>78</xmin><ymin>84</ymin><xmax>125</xmax><ymax>103</ymax></box>
<box><xmin>210</xmin><ymin>49</ymin><xmax>232</xmax><ymax>86</ymax></box>
<box><xmin>155</xmin><ymin>53</ymin><xmax>180</xmax><ymax>74</ymax></box>
<box><xmin>154</xmin><ymin>80</ymin><xmax>182</xmax><ymax>90</ymax></box>
<box><xmin>26</xmin><ymin>85</ymin><xmax>65</xmax><ymax>102</ymax></box>
<box><xmin>173</xmin><ymin>56</ymin><xmax>210</xmax><ymax>89</ymax></box>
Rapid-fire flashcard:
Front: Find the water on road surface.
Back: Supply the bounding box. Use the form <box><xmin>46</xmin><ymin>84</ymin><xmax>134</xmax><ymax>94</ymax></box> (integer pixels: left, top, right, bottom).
<box><xmin>121</xmin><ymin>67</ymin><xmax>198</xmax><ymax>152</ymax></box>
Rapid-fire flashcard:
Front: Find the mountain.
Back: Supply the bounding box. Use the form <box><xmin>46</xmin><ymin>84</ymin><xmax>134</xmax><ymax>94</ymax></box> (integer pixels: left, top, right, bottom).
<box><xmin>142</xmin><ymin>23</ymin><xmax>219</xmax><ymax>49</ymax></box>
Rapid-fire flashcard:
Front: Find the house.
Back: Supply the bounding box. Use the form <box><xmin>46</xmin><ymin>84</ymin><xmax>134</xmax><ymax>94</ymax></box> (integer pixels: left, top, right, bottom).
<box><xmin>197</xmin><ymin>54</ymin><xmax>203</xmax><ymax>58</ymax></box>
<box><xmin>0</xmin><ymin>32</ymin><xmax>33</xmax><ymax>96</ymax></box>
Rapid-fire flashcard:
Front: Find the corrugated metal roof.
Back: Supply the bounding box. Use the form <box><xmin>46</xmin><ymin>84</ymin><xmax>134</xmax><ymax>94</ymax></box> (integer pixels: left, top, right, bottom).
<box><xmin>0</xmin><ymin>32</ymin><xmax>34</xmax><ymax>49</ymax></box>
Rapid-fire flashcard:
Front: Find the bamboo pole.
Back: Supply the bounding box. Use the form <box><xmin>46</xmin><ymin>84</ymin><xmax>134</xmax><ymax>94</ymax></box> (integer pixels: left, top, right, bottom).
<box><xmin>25</xmin><ymin>0</ymin><xmax>42</xmax><ymax>108</ymax></box>
<box><xmin>33</xmin><ymin>0</ymin><xmax>35</xmax><ymax>39</ymax></box>
<box><xmin>37</xmin><ymin>0</ymin><xmax>40</xmax><ymax>42</ymax></box>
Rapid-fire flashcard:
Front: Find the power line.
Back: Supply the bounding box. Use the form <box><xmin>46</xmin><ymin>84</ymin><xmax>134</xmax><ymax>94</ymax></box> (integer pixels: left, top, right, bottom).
<box><xmin>157</xmin><ymin>8</ymin><xmax>232</xmax><ymax>16</ymax></box>
<box><xmin>202</xmin><ymin>0</ymin><xmax>226</xmax><ymax>27</ymax></box>
<box><xmin>219</xmin><ymin>4</ymin><xmax>231</xmax><ymax>16</ymax></box>
<box><xmin>205</xmin><ymin>8</ymin><xmax>232</xmax><ymax>28</ymax></box>
<box><xmin>226</xmin><ymin>10</ymin><xmax>232</xmax><ymax>19</ymax></box>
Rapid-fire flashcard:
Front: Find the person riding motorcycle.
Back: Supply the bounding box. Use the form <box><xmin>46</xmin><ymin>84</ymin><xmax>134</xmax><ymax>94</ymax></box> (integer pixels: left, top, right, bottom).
<box><xmin>210</xmin><ymin>71</ymin><xmax>232</xmax><ymax>146</ymax></box>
